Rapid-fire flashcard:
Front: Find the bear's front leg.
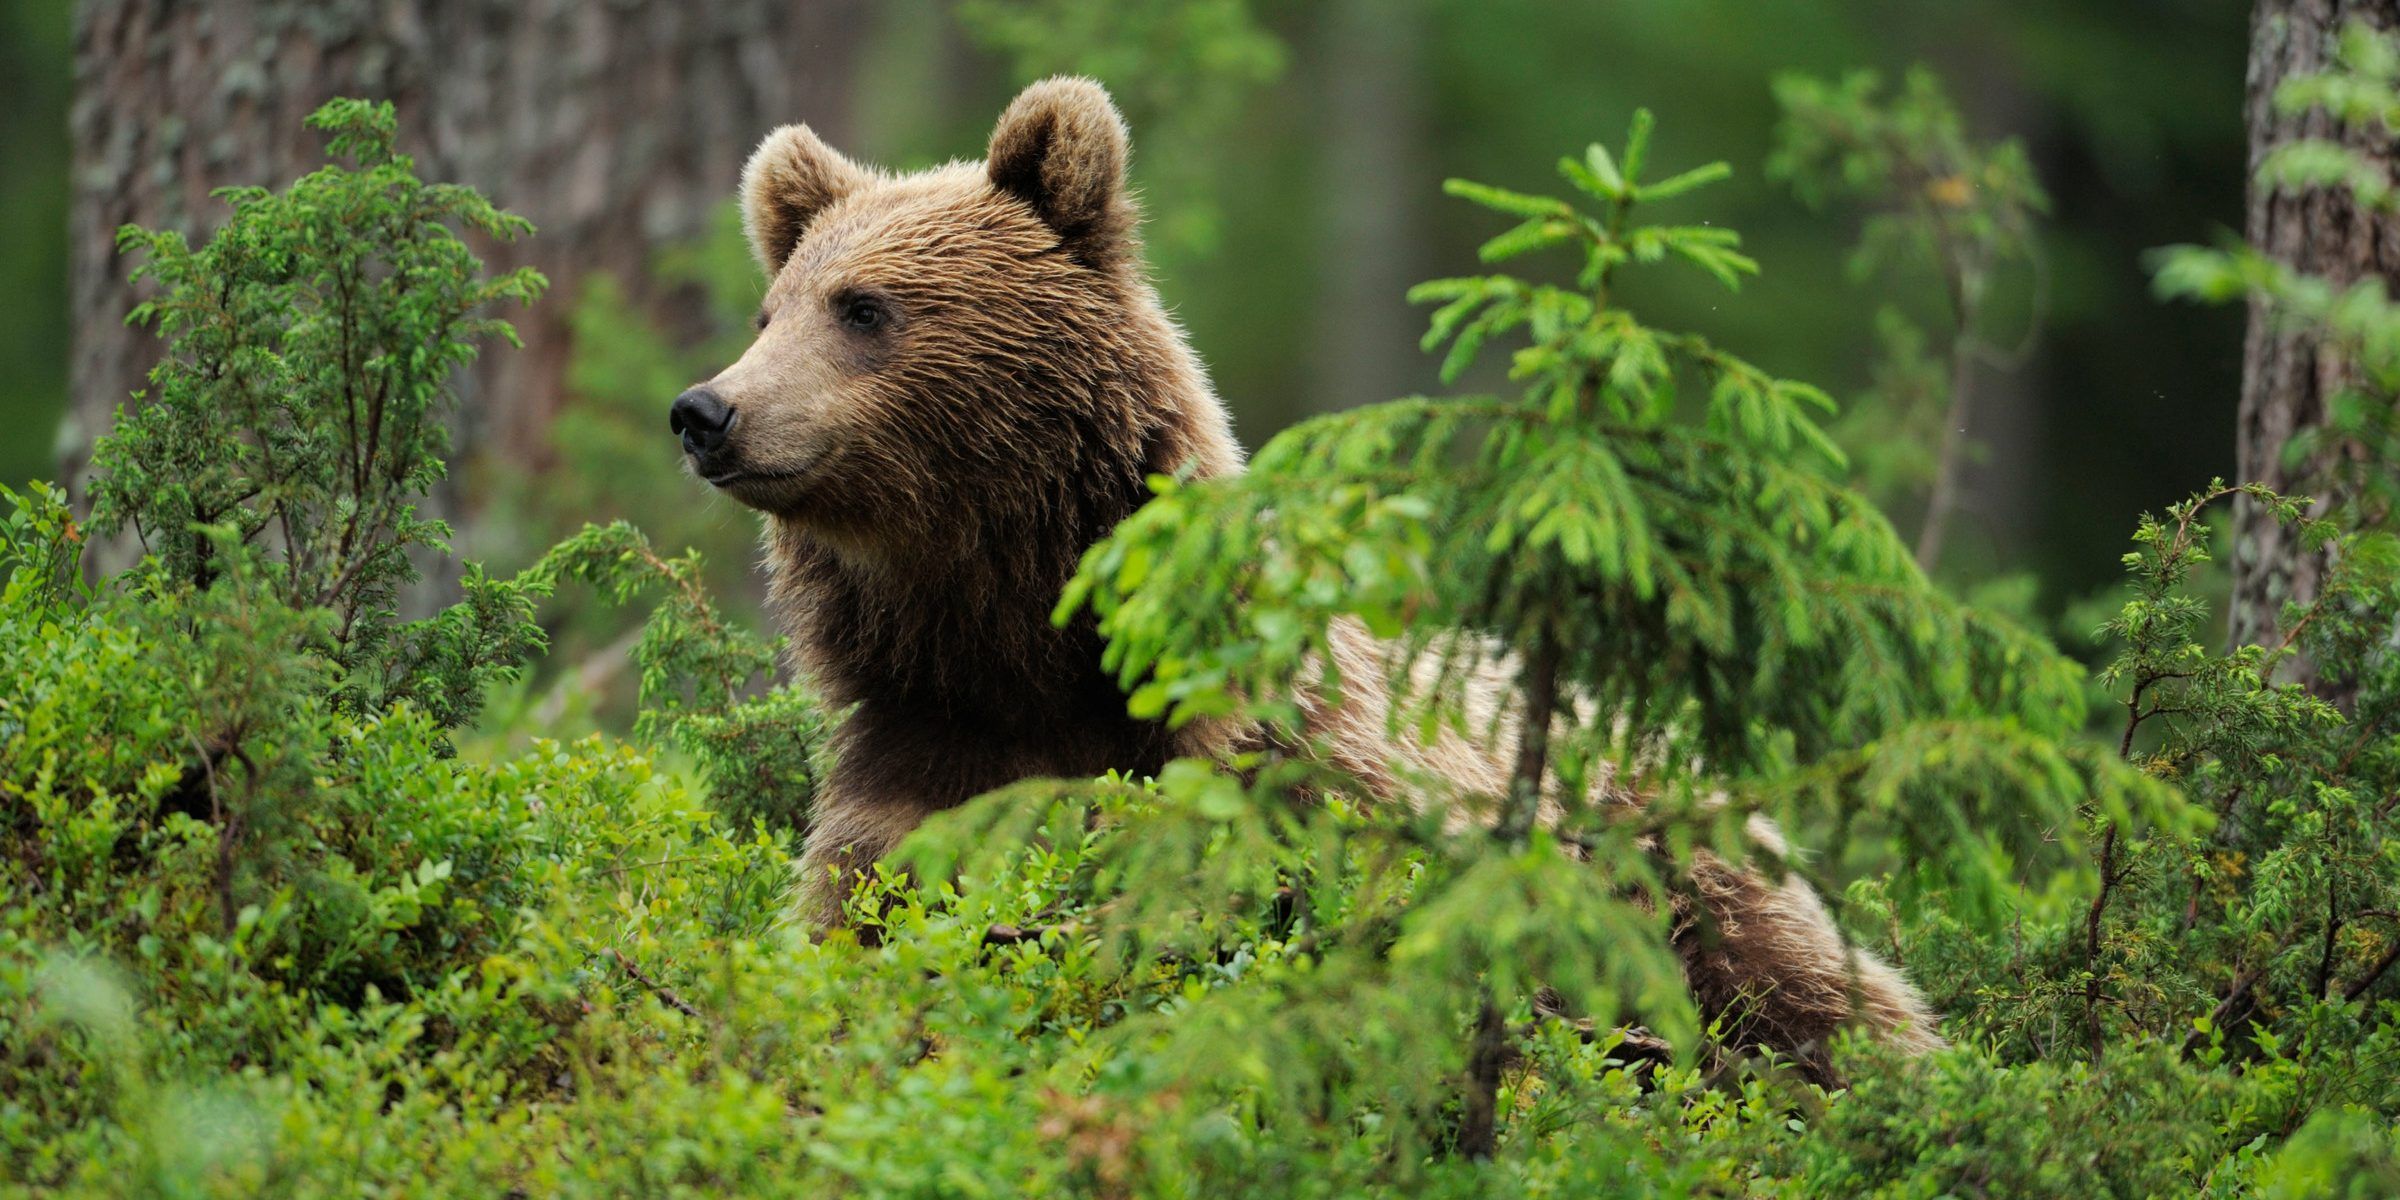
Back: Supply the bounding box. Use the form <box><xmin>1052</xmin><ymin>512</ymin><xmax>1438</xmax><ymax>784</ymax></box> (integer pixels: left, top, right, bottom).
<box><xmin>789</xmin><ymin>702</ymin><xmax>1140</xmax><ymax>932</ymax></box>
<box><xmin>790</xmin><ymin>785</ymin><xmax>946</xmax><ymax>931</ymax></box>
<box><xmin>787</xmin><ymin>706</ymin><xmax>994</xmax><ymax>932</ymax></box>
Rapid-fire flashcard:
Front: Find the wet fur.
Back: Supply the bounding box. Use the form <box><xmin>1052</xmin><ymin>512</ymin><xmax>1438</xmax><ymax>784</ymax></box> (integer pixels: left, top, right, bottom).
<box><xmin>696</xmin><ymin>77</ymin><xmax>1942</xmax><ymax>1059</ymax></box>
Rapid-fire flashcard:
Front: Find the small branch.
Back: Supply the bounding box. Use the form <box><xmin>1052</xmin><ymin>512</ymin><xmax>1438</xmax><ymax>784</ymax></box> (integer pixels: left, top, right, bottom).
<box><xmin>610</xmin><ymin>948</ymin><xmax>702</xmax><ymax>1020</ymax></box>
<box><xmin>1454</xmin><ymin>993</ymin><xmax>1507</xmax><ymax>1160</ymax></box>
<box><xmin>592</xmin><ymin>854</ymin><xmax>729</xmax><ymax>879</ymax></box>
<box><xmin>2181</xmin><ymin>919</ymin><xmax>2320</xmax><ymax>1058</ymax></box>
<box><xmin>980</xmin><ymin>922</ymin><xmax>1075</xmax><ymax>948</ymax></box>
<box><xmin>2317</xmin><ymin>885</ymin><xmax>2343</xmax><ymax>1000</ymax></box>
<box><xmin>2118</xmin><ymin>673</ymin><xmax>2170</xmax><ymax>759</ymax></box>
<box><xmin>1498</xmin><ymin>625</ymin><xmax>1561</xmax><ymax>844</ymax></box>
<box><xmin>2180</xmin><ymin>964</ymin><xmax>2264</xmax><ymax>1059</ymax></box>
<box><xmin>2271</xmin><ymin>603</ymin><xmax>2323</xmax><ymax>657</ymax></box>
<box><xmin>186</xmin><ymin>731</ymin><xmax>237</xmax><ymax>939</ymax></box>
<box><xmin>2343</xmin><ymin>940</ymin><xmax>2400</xmax><ymax>1003</ymax></box>
<box><xmin>2330</xmin><ymin>713</ymin><xmax>2388</xmax><ymax>784</ymax></box>
<box><xmin>2082</xmin><ymin>821</ymin><xmax>2119</xmax><ymax>1060</ymax></box>
<box><xmin>2083</xmin><ymin>667</ymin><xmax>2164</xmax><ymax>1056</ymax></box>
<box><xmin>1913</xmin><ymin>317</ymin><xmax>1979</xmax><ymax>572</ymax></box>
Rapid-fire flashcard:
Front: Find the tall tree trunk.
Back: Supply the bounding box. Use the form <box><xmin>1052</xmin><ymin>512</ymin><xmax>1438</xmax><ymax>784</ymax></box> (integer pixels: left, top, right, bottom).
<box><xmin>2230</xmin><ymin>0</ymin><xmax>2400</xmax><ymax>674</ymax></box>
<box><xmin>63</xmin><ymin>0</ymin><xmax>869</xmax><ymax>528</ymax></box>
<box><xmin>1306</xmin><ymin>0</ymin><xmax>1427</xmax><ymax>416</ymax></box>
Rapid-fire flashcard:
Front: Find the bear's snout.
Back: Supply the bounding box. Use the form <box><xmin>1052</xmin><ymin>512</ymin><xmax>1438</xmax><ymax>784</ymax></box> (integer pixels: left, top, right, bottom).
<box><xmin>670</xmin><ymin>387</ymin><xmax>736</xmax><ymax>463</ymax></box>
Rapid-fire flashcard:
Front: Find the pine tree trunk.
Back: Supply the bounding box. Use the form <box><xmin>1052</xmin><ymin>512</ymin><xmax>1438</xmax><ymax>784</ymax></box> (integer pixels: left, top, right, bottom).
<box><xmin>64</xmin><ymin>0</ymin><xmax>868</xmax><ymax>516</ymax></box>
<box><xmin>2230</xmin><ymin>0</ymin><xmax>2400</xmax><ymax>672</ymax></box>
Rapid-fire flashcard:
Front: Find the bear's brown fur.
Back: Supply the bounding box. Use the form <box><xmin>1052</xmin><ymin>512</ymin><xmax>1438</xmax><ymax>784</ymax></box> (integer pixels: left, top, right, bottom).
<box><xmin>682</xmin><ymin>76</ymin><xmax>1942</xmax><ymax>1059</ymax></box>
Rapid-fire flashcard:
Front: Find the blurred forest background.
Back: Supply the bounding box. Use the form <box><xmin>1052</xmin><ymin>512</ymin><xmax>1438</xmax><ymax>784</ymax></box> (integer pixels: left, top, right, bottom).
<box><xmin>1</xmin><ymin>0</ymin><xmax>2247</xmax><ymax>624</ymax></box>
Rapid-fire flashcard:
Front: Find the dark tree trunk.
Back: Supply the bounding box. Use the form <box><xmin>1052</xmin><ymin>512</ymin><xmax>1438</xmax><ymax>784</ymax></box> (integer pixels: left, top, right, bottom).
<box><xmin>2230</xmin><ymin>0</ymin><xmax>2400</xmax><ymax>671</ymax></box>
<box><xmin>64</xmin><ymin>0</ymin><xmax>869</xmax><ymax>518</ymax></box>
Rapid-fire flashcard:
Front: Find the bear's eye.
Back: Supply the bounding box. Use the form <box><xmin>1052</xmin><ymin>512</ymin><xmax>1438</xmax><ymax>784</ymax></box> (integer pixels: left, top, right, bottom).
<box><xmin>754</xmin><ymin>310</ymin><xmax>770</xmax><ymax>332</ymax></box>
<box><xmin>837</xmin><ymin>295</ymin><xmax>889</xmax><ymax>333</ymax></box>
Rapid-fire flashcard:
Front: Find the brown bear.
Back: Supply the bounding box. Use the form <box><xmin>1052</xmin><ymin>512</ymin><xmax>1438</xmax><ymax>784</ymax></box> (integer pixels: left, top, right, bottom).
<box><xmin>669</xmin><ymin>76</ymin><xmax>1943</xmax><ymax>1059</ymax></box>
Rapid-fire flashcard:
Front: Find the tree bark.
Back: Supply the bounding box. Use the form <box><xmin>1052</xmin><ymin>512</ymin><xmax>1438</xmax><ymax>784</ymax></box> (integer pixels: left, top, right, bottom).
<box><xmin>64</xmin><ymin>0</ymin><xmax>869</xmax><ymax>517</ymax></box>
<box><xmin>2230</xmin><ymin>0</ymin><xmax>2400</xmax><ymax>672</ymax></box>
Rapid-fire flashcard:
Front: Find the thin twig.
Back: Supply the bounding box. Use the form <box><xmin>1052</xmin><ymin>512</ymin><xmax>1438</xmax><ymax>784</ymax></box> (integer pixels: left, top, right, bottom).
<box><xmin>2085</xmin><ymin>666</ymin><xmax>2161</xmax><ymax>1057</ymax></box>
<box><xmin>2181</xmin><ymin>964</ymin><xmax>2265</xmax><ymax>1059</ymax></box>
<box><xmin>611</xmin><ymin>948</ymin><xmax>702</xmax><ymax>1020</ymax></box>
<box><xmin>981</xmin><ymin>922</ymin><xmax>1076</xmax><ymax>948</ymax></box>
<box><xmin>593</xmin><ymin>854</ymin><xmax>729</xmax><ymax>879</ymax></box>
<box><xmin>2318</xmin><ymin>884</ymin><xmax>2344</xmax><ymax>1000</ymax></box>
<box><xmin>2343</xmin><ymin>941</ymin><xmax>2400</xmax><ymax>1003</ymax></box>
<box><xmin>186</xmin><ymin>730</ymin><xmax>236</xmax><ymax>938</ymax></box>
<box><xmin>1914</xmin><ymin>317</ymin><xmax>1979</xmax><ymax>572</ymax></box>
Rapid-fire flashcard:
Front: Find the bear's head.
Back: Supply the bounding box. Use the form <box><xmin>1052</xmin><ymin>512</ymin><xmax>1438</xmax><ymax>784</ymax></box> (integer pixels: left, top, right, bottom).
<box><xmin>672</xmin><ymin>77</ymin><xmax>1234</xmax><ymax>564</ymax></box>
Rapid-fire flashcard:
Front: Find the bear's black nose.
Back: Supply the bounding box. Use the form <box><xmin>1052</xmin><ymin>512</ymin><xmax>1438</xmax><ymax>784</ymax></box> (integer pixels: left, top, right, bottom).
<box><xmin>669</xmin><ymin>388</ymin><xmax>734</xmax><ymax>455</ymax></box>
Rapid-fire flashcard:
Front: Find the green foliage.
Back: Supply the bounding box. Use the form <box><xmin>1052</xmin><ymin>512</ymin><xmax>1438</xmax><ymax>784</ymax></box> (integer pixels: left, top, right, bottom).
<box><xmin>526</xmin><ymin>519</ymin><xmax>831</xmax><ymax>835</ymax></box>
<box><xmin>2069</xmin><ymin>487</ymin><xmax>2400</xmax><ymax>1057</ymax></box>
<box><xmin>1771</xmin><ymin>67</ymin><xmax>2049</xmax><ymax>569</ymax></box>
<box><xmin>10</xmin><ymin>87</ymin><xmax>2400</xmax><ymax>1200</ymax></box>
<box><xmin>86</xmin><ymin>99</ymin><xmax>549</xmax><ymax>732</ymax></box>
<box><xmin>1770</xmin><ymin>68</ymin><xmax>2049</xmax><ymax>297</ymax></box>
<box><xmin>1979</xmin><ymin>24</ymin><xmax>2400</xmax><ymax>1085</ymax></box>
<box><xmin>2257</xmin><ymin>20</ymin><xmax>2400</xmax><ymax>213</ymax></box>
<box><xmin>957</xmin><ymin>0</ymin><xmax>1281</xmax><ymax>123</ymax></box>
<box><xmin>2255</xmin><ymin>1107</ymin><xmax>2400</xmax><ymax>1199</ymax></box>
<box><xmin>0</xmin><ymin>102</ymin><xmax>817</xmax><ymax>1193</ymax></box>
<box><xmin>0</xmin><ymin>480</ymin><xmax>85</xmax><ymax>612</ymax></box>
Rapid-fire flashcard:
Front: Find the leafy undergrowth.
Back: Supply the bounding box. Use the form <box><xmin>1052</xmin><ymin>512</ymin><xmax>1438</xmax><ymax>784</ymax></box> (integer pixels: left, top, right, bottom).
<box><xmin>2</xmin><ymin>635</ymin><xmax>2387</xmax><ymax>1197</ymax></box>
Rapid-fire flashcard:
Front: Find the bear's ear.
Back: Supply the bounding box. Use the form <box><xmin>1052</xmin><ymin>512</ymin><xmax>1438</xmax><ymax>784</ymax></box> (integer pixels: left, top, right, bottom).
<box><xmin>987</xmin><ymin>76</ymin><xmax>1135</xmax><ymax>267</ymax></box>
<box><xmin>741</xmin><ymin>123</ymin><xmax>867</xmax><ymax>275</ymax></box>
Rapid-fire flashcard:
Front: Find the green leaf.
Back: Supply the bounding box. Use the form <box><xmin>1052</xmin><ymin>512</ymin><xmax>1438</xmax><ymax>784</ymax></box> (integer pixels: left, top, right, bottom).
<box><xmin>1638</xmin><ymin>160</ymin><xmax>1733</xmax><ymax>201</ymax></box>
<box><xmin>1478</xmin><ymin>218</ymin><xmax>1579</xmax><ymax>263</ymax></box>
<box><xmin>1441</xmin><ymin>178</ymin><xmax>1570</xmax><ymax>219</ymax></box>
<box><xmin>1621</xmin><ymin>108</ymin><xmax>1657</xmax><ymax>186</ymax></box>
<box><xmin>1584</xmin><ymin>143</ymin><xmax>1626</xmax><ymax>195</ymax></box>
